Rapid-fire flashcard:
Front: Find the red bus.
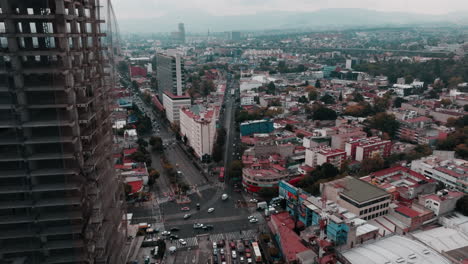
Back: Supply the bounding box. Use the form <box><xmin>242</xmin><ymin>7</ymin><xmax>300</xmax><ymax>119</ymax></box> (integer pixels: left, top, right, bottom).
<box><xmin>218</xmin><ymin>167</ymin><xmax>225</xmax><ymax>182</ymax></box>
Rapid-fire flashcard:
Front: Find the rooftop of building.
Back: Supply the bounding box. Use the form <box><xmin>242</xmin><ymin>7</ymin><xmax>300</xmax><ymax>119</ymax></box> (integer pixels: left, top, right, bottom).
<box><xmin>336</xmin><ymin>176</ymin><xmax>390</xmax><ymax>204</ymax></box>
<box><xmin>163</xmin><ymin>91</ymin><xmax>191</xmax><ymax>100</ymax></box>
<box><xmin>269</xmin><ymin>212</ymin><xmax>310</xmax><ymax>262</ymax></box>
<box><xmin>240</xmin><ymin>119</ymin><xmax>272</xmax><ymax>125</ymax></box>
<box><xmin>347</xmin><ymin>136</ymin><xmax>391</xmax><ymax>147</ymax></box>
<box><xmin>342</xmin><ymin>235</ymin><xmax>451</xmax><ymax>264</ymax></box>
<box><xmin>412</xmin><ymin>213</ymin><xmax>468</xmax><ymax>254</ymax></box>
<box><xmin>361</xmin><ymin>166</ymin><xmax>435</xmax><ymax>192</ymax></box>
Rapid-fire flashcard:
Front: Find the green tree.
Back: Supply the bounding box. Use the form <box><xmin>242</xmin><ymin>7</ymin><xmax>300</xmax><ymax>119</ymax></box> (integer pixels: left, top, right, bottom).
<box><xmin>308</xmin><ymin>90</ymin><xmax>318</xmax><ymax>101</ymax></box>
<box><xmin>320</xmin><ymin>94</ymin><xmax>335</xmax><ymax>104</ymax></box>
<box><xmin>315</xmin><ymin>79</ymin><xmax>322</xmax><ymax>88</ymax></box>
<box><xmin>456</xmin><ymin>195</ymin><xmax>468</xmax><ymax>216</ymax></box>
<box><xmin>149</xmin><ymin>136</ymin><xmax>163</xmax><ymax>152</ymax></box>
<box><xmin>258</xmin><ymin>187</ymin><xmax>279</xmax><ymax>201</ymax></box>
<box><xmin>353</xmin><ymin>92</ymin><xmax>365</xmax><ymax>102</ymax></box>
<box><xmin>394</xmin><ymin>97</ymin><xmax>407</xmax><ymax>108</ymax></box>
<box><xmin>285</xmin><ymin>124</ymin><xmax>295</xmax><ymax>132</ymax></box>
<box><xmin>359</xmin><ymin>155</ymin><xmax>385</xmax><ymax>176</ymax></box>
<box><xmin>137</xmin><ymin>138</ymin><xmax>148</xmax><ymax>148</ymax></box>
<box><xmin>312</xmin><ymin>107</ymin><xmax>337</xmax><ymax>121</ymax></box>
<box><xmin>368</xmin><ymin>113</ymin><xmax>400</xmax><ymax>139</ymax></box>
<box><xmin>267</xmin><ymin>81</ymin><xmax>276</xmax><ymax>95</ymax></box>
<box><xmin>229</xmin><ymin>160</ymin><xmax>244</xmax><ymax>180</ymax></box>
<box><xmin>298</xmin><ymin>96</ymin><xmax>309</xmax><ymax>103</ymax></box>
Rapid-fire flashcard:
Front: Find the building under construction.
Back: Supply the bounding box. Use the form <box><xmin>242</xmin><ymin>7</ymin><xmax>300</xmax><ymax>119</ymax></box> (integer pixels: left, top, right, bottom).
<box><xmin>0</xmin><ymin>0</ymin><xmax>125</xmax><ymax>263</ymax></box>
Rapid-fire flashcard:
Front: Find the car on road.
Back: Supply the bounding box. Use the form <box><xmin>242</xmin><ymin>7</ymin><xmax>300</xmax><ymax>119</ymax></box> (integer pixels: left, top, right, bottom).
<box><xmin>220</xmin><ymin>248</ymin><xmax>224</xmax><ymax>255</ymax></box>
<box><xmin>217</xmin><ymin>240</ymin><xmax>225</xmax><ymax>247</ymax></box>
<box><xmin>178</xmin><ymin>239</ymin><xmax>186</xmax><ymax>245</ymax></box>
<box><xmin>249</xmin><ymin>218</ymin><xmax>258</xmax><ymax>223</ymax></box>
<box><xmin>221</xmin><ymin>255</ymin><xmax>226</xmax><ymax>261</ymax></box>
<box><xmin>193</xmin><ymin>223</ymin><xmax>204</xmax><ymax>229</ymax></box>
<box><xmin>169</xmin><ymin>234</ymin><xmax>179</xmax><ymax>239</ymax></box>
<box><xmin>232</xmin><ymin>250</ymin><xmax>237</xmax><ymax>259</ymax></box>
<box><xmin>202</xmin><ymin>224</ymin><xmax>214</xmax><ymax>230</ymax></box>
<box><xmin>213</xmin><ymin>242</ymin><xmax>217</xmax><ymax>249</ymax></box>
<box><xmin>208</xmin><ymin>208</ymin><xmax>215</xmax><ymax>213</ymax></box>
<box><xmin>221</xmin><ymin>194</ymin><xmax>228</xmax><ymax>200</ymax></box>
<box><xmin>170</xmin><ymin>227</ymin><xmax>180</xmax><ymax>232</ymax></box>
<box><xmin>196</xmin><ymin>203</ymin><xmax>200</xmax><ymax>210</ymax></box>
<box><xmin>239</xmin><ymin>256</ymin><xmax>245</xmax><ymax>263</ymax></box>
<box><xmin>230</xmin><ymin>241</ymin><xmax>236</xmax><ymax>249</ymax></box>
<box><xmin>248</xmin><ymin>215</ymin><xmax>255</xmax><ymax>220</ymax></box>
<box><xmin>249</xmin><ymin>199</ymin><xmax>258</xmax><ymax>203</ymax></box>
<box><xmin>161</xmin><ymin>231</ymin><xmax>170</xmax><ymax>236</ymax></box>
<box><xmin>183</xmin><ymin>214</ymin><xmax>191</xmax><ymax>219</ymax></box>
<box><xmin>213</xmin><ymin>248</ymin><xmax>218</xmax><ymax>256</ymax></box>
<box><xmin>247</xmin><ymin>258</ymin><xmax>252</xmax><ymax>263</ymax></box>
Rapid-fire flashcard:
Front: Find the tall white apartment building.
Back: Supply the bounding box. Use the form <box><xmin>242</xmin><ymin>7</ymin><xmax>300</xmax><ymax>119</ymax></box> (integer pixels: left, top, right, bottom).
<box><xmin>180</xmin><ymin>106</ymin><xmax>217</xmax><ymax>160</ymax></box>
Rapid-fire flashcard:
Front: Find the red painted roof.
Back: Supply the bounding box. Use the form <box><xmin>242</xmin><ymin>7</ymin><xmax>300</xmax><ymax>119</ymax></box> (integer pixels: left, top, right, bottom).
<box><xmin>152</xmin><ymin>95</ymin><xmax>164</xmax><ymax>111</ymax></box>
<box><xmin>395</xmin><ymin>206</ymin><xmax>420</xmax><ymax>218</ymax></box>
<box><xmin>269</xmin><ymin>212</ymin><xmax>310</xmax><ymax>262</ymax></box>
<box><xmin>123</xmin><ymin>148</ymin><xmax>138</xmax><ymax>156</ymax></box>
<box><xmin>127</xmin><ymin>179</ymin><xmax>143</xmax><ymax>194</ymax></box>
<box><xmin>130</xmin><ymin>66</ymin><xmax>147</xmax><ymax>77</ymax></box>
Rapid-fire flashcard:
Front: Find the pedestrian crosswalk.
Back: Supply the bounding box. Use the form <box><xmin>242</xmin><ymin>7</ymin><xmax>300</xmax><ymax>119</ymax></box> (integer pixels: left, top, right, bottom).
<box><xmin>178</xmin><ymin>237</ymin><xmax>198</xmax><ymax>248</ymax></box>
<box><xmin>209</xmin><ymin>229</ymin><xmax>258</xmax><ymax>242</ymax></box>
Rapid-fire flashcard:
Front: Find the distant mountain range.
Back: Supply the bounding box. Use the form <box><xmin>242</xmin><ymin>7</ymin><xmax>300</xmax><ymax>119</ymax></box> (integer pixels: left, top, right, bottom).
<box><xmin>118</xmin><ymin>8</ymin><xmax>468</xmax><ymax>34</ymax></box>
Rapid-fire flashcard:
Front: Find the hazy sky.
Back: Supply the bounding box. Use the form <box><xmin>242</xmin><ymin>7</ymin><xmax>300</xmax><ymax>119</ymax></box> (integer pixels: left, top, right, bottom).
<box><xmin>113</xmin><ymin>0</ymin><xmax>468</xmax><ymax>19</ymax></box>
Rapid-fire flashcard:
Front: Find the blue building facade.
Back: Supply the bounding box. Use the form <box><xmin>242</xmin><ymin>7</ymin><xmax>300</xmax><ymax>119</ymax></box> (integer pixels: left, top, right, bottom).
<box><xmin>278</xmin><ymin>180</ymin><xmax>350</xmax><ymax>245</ymax></box>
<box><xmin>240</xmin><ymin>119</ymin><xmax>274</xmax><ymax>136</ymax></box>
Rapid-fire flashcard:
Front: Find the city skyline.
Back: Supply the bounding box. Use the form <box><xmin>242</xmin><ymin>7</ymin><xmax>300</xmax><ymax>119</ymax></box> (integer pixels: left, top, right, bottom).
<box><xmin>113</xmin><ymin>0</ymin><xmax>468</xmax><ymax>19</ymax></box>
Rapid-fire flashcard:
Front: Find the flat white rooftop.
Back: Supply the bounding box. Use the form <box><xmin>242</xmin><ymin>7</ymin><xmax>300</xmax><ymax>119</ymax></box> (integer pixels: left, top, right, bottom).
<box><xmin>342</xmin><ymin>235</ymin><xmax>451</xmax><ymax>264</ymax></box>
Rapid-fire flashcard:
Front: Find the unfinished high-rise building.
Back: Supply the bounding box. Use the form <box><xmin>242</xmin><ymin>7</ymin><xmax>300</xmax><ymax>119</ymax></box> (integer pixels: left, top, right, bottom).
<box><xmin>0</xmin><ymin>0</ymin><xmax>126</xmax><ymax>263</ymax></box>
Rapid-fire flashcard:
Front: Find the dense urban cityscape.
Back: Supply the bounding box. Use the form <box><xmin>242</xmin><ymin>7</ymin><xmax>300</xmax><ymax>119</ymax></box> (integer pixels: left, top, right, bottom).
<box><xmin>1</xmin><ymin>0</ymin><xmax>468</xmax><ymax>264</ymax></box>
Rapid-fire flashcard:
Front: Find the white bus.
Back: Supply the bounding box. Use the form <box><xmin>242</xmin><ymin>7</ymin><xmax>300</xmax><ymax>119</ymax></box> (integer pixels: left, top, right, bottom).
<box><xmin>251</xmin><ymin>241</ymin><xmax>262</xmax><ymax>263</ymax></box>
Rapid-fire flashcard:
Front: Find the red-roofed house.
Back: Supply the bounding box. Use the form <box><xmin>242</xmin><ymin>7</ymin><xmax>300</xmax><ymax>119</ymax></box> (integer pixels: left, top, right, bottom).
<box><xmin>392</xmin><ymin>205</ymin><xmax>434</xmax><ymax>231</ymax></box>
<box><xmin>268</xmin><ymin>212</ymin><xmax>314</xmax><ymax>263</ymax></box>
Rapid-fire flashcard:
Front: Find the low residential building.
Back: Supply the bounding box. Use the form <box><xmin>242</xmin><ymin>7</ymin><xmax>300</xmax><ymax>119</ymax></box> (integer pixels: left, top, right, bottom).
<box><xmin>162</xmin><ymin>91</ymin><xmax>191</xmax><ymax>123</ymax></box>
<box><xmin>240</xmin><ymin>119</ymin><xmax>274</xmax><ymax>136</ymax></box>
<box><xmin>330</xmin><ymin>130</ymin><xmax>367</xmax><ymax>150</ymax></box>
<box><xmin>361</xmin><ymin>166</ymin><xmax>437</xmax><ymax>201</ymax></box>
<box><xmin>390</xmin><ymin>205</ymin><xmax>434</xmax><ymax>232</ymax></box>
<box><xmin>321</xmin><ymin>176</ymin><xmax>391</xmax><ymax>221</ymax></box>
<box><xmin>418</xmin><ymin>190</ymin><xmax>464</xmax><ymax>216</ymax></box>
<box><xmin>179</xmin><ymin>106</ymin><xmax>217</xmax><ymax>160</ymax></box>
<box><xmin>411</xmin><ymin>156</ymin><xmax>468</xmax><ymax>193</ymax></box>
<box><xmin>345</xmin><ymin>136</ymin><xmax>392</xmax><ymax>161</ymax></box>
<box><xmin>305</xmin><ymin>147</ymin><xmax>346</xmax><ymax>168</ymax></box>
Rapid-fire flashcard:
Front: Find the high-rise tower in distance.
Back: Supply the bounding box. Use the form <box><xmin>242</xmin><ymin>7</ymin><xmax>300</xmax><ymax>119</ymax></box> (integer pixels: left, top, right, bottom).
<box><xmin>178</xmin><ymin>22</ymin><xmax>185</xmax><ymax>43</ymax></box>
<box><xmin>0</xmin><ymin>0</ymin><xmax>125</xmax><ymax>263</ymax></box>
